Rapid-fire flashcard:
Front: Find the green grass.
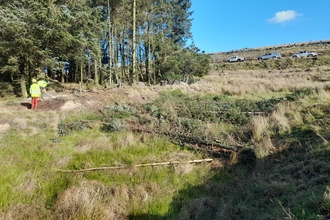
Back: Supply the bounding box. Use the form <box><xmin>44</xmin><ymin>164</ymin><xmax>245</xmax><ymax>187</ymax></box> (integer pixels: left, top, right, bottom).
<box><xmin>1</xmin><ymin>65</ymin><xmax>330</xmax><ymax>219</ymax></box>
<box><xmin>0</xmin><ymin>115</ymin><xmax>216</xmax><ymax>218</ymax></box>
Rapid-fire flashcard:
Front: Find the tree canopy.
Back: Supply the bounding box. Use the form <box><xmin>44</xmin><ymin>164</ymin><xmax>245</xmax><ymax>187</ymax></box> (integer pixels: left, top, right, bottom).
<box><xmin>0</xmin><ymin>0</ymin><xmax>210</xmax><ymax>95</ymax></box>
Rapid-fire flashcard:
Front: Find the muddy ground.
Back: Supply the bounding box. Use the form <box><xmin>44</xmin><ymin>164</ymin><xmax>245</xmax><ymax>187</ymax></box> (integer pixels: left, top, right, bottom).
<box><xmin>10</xmin><ymin>85</ymin><xmax>160</xmax><ymax>112</ymax></box>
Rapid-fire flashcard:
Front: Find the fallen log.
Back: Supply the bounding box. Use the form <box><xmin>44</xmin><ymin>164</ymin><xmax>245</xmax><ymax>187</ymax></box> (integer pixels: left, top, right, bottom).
<box><xmin>130</xmin><ymin>127</ymin><xmax>241</xmax><ymax>152</ymax></box>
<box><xmin>213</xmin><ymin>110</ymin><xmax>268</xmax><ymax>116</ymax></box>
<box><xmin>177</xmin><ymin>135</ymin><xmax>239</xmax><ymax>151</ymax></box>
<box><xmin>54</xmin><ymin>159</ymin><xmax>213</xmax><ymax>173</ymax></box>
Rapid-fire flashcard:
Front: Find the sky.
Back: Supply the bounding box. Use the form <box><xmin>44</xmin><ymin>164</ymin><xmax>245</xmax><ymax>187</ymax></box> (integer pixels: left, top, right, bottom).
<box><xmin>188</xmin><ymin>0</ymin><xmax>330</xmax><ymax>53</ymax></box>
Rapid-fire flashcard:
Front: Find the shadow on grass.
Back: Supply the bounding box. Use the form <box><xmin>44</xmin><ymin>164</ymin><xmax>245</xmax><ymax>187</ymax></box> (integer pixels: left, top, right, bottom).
<box><xmin>20</xmin><ymin>102</ymin><xmax>31</xmax><ymax>109</ymax></box>
<box><xmin>129</xmin><ymin>126</ymin><xmax>330</xmax><ymax>220</ymax></box>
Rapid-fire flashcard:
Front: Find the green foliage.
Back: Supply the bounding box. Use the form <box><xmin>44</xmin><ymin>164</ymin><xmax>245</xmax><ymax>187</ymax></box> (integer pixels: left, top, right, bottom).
<box><xmin>163</xmin><ymin>72</ymin><xmax>183</xmax><ymax>82</ymax></box>
<box><xmin>0</xmin><ymin>83</ymin><xmax>15</xmax><ymax>97</ymax></box>
<box><xmin>0</xmin><ymin>0</ymin><xmax>199</xmax><ymax>87</ymax></box>
<box><xmin>155</xmin><ymin>90</ymin><xmax>290</xmax><ymax>126</ymax></box>
<box><xmin>286</xmin><ymin>87</ymin><xmax>317</xmax><ymax>101</ymax></box>
<box><xmin>233</xmin><ymin>97</ymin><xmax>284</xmax><ymax>114</ymax></box>
<box><xmin>102</xmin><ymin>119</ymin><xmax>124</xmax><ymax>132</ymax></box>
<box><xmin>145</xmin><ymin>104</ymin><xmax>159</xmax><ymax>114</ymax></box>
<box><xmin>159</xmin><ymin>45</ymin><xmax>211</xmax><ymax>83</ymax></box>
<box><xmin>57</xmin><ymin>121</ymin><xmax>89</xmax><ymax>136</ymax></box>
<box><xmin>169</xmin><ymin>89</ymin><xmax>185</xmax><ymax>98</ymax></box>
<box><xmin>104</xmin><ymin>104</ymin><xmax>136</xmax><ymax>117</ymax></box>
<box><xmin>255</xmin><ymin>97</ymin><xmax>283</xmax><ymax>112</ymax></box>
<box><xmin>219</xmin><ymin>107</ymin><xmax>249</xmax><ymax>125</ymax></box>
<box><xmin>100</xmin><ymin>104</ymin><xmax>136</xmax><ymax>132</ymax></box>
<box><xmin>213</xmin><ymin>94</ymin><xmax>230</xmax><ymax>101</ymax></box>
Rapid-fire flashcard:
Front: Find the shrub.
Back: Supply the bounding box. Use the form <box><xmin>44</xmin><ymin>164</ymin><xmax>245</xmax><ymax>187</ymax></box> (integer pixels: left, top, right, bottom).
<box><xmin>57</xmin><ymin>121</ymin><xmax>89</xmax><ymax>136</ymax></box>
<box><xmin>102</xmin><ymin>119</ymin><xmax>124</xmax><ymax>132</ymax></box>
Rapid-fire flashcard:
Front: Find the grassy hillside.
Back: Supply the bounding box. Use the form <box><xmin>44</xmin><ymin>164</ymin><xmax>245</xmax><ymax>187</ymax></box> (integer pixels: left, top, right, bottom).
<box><xmin>211</xmin><ymin>39</ymin><xmax>330</xmax><ymax>63</ymax></box>
<box><xmin>1</xmin><ymin>42</ymin><xmax>330</xmax><ymax>219</ymax></box>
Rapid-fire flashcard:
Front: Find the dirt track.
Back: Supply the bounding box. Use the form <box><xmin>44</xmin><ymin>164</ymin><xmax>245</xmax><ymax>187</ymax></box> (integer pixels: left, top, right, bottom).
<box><xmin>17</xmin><ymin>90</ymin><xmax>110</xmax><ymax>111</ymax></box>
<box><xmin>13</xmin><ymin>85</ymin><xmax>159</xmax><ymax>112</ymax></box>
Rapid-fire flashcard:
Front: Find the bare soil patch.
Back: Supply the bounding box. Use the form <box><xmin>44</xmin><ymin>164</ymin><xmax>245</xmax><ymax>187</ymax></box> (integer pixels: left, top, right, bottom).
<box><xmin>3</xmin><ymin>85</ymin><xmax>160</xmax><ymax>112</ymax></box>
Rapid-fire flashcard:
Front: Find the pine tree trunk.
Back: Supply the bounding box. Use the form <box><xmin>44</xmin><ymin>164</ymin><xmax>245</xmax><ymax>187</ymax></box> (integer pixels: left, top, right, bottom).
<box><xmin>61</xmin><ymin>69</ymin><xmax>65</xmax><ymax>83</ymax></box>
<box><xmin>80</xmin><ymin>64</ymin><xmax>83</xmax><ymax>92</ymax></box>
<box><xmin>132</xmin><ymin>0</ymin><xmax>137</xmax><ymax>84</ymax></box>
<box><xmin>19</xmin><ymin>58</ymin><xmax>28</xmax><ymax>98</ymax></box>
<box><xmin>107</xmin><ymin>0</ymin><xmax>112</xmax><ymax>88</ymax></box>
<box><xmin>112</xmin><ymin>27</ymin><xmax>120</xmax><ymax>86</ymax></box>
<box><xmin>94</xmin><ymin>59</ymin><xmax>99</xmax><ymax>85</ymax></box>
<box><xmin>120</xmin><ymin>38</ymin><xmax>127</xmax><ymax>81</ymax></box>
<box><xmin>20</xmin><ymin>77</ymin><xmax>28</xmax><ymax>98</ymax></box>
<box><xmin>146</xmin><ymin>25</ymin><xmax>151</xmax><ymax>85</ymax></box>
<box><xmin>99</xmin><ymin>58</ymin><xmax>103</xmax><ymax>85</ymax></box>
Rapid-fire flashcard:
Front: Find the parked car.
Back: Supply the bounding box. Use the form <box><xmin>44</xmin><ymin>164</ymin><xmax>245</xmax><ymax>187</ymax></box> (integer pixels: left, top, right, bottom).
<box><xmin>291</xmin><ymin>50</ymin><xmax>317</xmax><ymax>58</ymax></box>
<box><xmin>225</xmin><ymin>56</ymin><xmax>245</xmax><ymax>62</ymax></box>
<box><xmin>257</xmin><ymin>52</ymin><xmax>281</xmax><ymax>60</ymax></box>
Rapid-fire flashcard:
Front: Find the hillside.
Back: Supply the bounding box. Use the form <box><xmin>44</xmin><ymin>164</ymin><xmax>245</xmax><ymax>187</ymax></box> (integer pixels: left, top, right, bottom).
<box><xmin>211</xmin><ymin>39</ymin><xmax>330</xmax><ymax>63</ymax></box>
<box><xmin>1</xmin><ymin>41</ymin><xmax>330</xmax><ymax>220</ymax></box>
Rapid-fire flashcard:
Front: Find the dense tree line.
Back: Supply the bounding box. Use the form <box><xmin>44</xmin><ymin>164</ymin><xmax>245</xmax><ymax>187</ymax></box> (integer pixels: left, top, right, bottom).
<box><xmin>0</xmin><ymin>0</ymin><xmax>210</xmax><ymax>97</ymax></box>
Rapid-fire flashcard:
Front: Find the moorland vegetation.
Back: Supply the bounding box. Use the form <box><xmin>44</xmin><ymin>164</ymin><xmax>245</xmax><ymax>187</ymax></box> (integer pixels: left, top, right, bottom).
<box><xmin>1</xmin><ymin>1</ymin><xmax>330</xmax><ymax>219</ymax></box>
<box><xmin>0</xmin><ymin>41</ymin><xmax>330</xmax><ymax>219</ymax></box>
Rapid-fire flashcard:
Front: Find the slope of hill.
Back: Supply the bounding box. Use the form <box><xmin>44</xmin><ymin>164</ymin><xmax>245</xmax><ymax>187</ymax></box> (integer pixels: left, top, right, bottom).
<box><xmin>211</xmin><ymin>39</ymin><xmax>330</xmax><ymax>63</ymax></box>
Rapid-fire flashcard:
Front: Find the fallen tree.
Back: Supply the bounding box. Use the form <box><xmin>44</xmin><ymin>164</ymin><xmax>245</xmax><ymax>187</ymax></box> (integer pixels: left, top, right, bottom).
<box><xmin>54</xmin><ymin>159</ymin><xmax>213</xmax><ymax>173</ymax></box>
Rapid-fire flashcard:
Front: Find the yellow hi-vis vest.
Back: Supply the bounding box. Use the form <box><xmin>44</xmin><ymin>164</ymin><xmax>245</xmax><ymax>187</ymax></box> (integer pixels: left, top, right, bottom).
<box><xmin>30</xmin><ymin>83</ymin><xmax>41</xmax><ymax>98</ymax></box>
<box><xmin>38</xmin><ymin>80</ymin><xmax>48</xmax><ymax>88</ymax></box>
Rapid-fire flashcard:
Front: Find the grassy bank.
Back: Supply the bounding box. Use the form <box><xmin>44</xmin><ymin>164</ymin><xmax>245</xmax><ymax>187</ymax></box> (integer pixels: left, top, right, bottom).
<box><xmin>1</xmin><ymin>61</ymin><xmax>330</xmax><ymax>219</ymax></box>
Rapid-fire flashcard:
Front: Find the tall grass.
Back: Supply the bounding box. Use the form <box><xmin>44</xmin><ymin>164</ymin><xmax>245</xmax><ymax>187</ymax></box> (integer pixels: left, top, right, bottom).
<box><xmin>0</xmin><ymin>107</ymin><xmax>215</xmax><ymax>219</ymax></box>
<box><xmin>1</xmin><ymin>58</ymin><xmax>330</xmax><ymax>219</ymax></box>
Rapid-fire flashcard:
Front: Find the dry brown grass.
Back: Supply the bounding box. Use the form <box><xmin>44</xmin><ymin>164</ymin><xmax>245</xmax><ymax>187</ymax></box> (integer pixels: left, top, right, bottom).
<box><xmin>196</xmin><ymin>69</ymin><xmax>330</xmax><ymax>98</ymax></box>
<box><xmin>113</xmin><ymin>132</ymin><xmax>136</xmax><ymax>149</ymax></box>
<box><xmin>252</xmin><ymin>135</ymin><xmax>276</xmax><ymax>158</ymax></box>
<box><xmin>0</xmin><ymin>204</ymin><xmax>50</xmax><ymax>220</ymax></box>
<box><xmin>53</xmin><ymin>180</ymin><xmax>104</xmax><ymax>219</ymax></box>
<box><xmin>243</xmin><ymin>116</ymin><xmax>276</xmax><ymax>158</ymax></box>
<box><xmin>50</xmin><ymin>179</ymin><xmax>164</xmax><ymax>220</ymax></box>
<box><xmin>75</xmin><ymin>134</ymin><xmax>111</xmax><ymax>153</ymax></box>
<box><xmin>15</xmin><ymin>172</ymin><xmax>39</xmax><ymax>195</ymax></box>
<box><xmin>248</xmin><ymin>116</ymin><xmax>270</xmax><ymax>142</ymax></box>
<box><xmin>0</xmin><ymin>123</ymin><xmax>10</xmax><ymax>140</ymax></box>
<box><xmin>53</xmin><ymin>156</ymin><xmax>73</xmax><ymax>168</ymax></box>
<box><xmin>0</xmin><ymin>107</ymin><xmax>63</xmax><ymax>139</ymax></box>
<box><xmin>174</xmin><ymin>164</ymin><xmax>194</xmax><ymax>175</ymax></box>
<box><xmin>130</xmin><ymin>185</ymin><xmax>150</xmax><ymax>203</ymax></box>
<box><xmin>241</xmin><ymin>100</ymin><xmax>308</xmax><ymax>158</ymax></box>
<box><xmin>271</xmin><ymin>104</ymin><xmax>292</xmax><ymax>134</ymax></box>
<box><xmin>53</xmin><ymin>180</ymin><xmax>129</xmax><ymax>220</ymax></box>
<box><xmin>210</xmin><ymin>40</ymin><xmax>330</xmax><ymax>62</ymax></box>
